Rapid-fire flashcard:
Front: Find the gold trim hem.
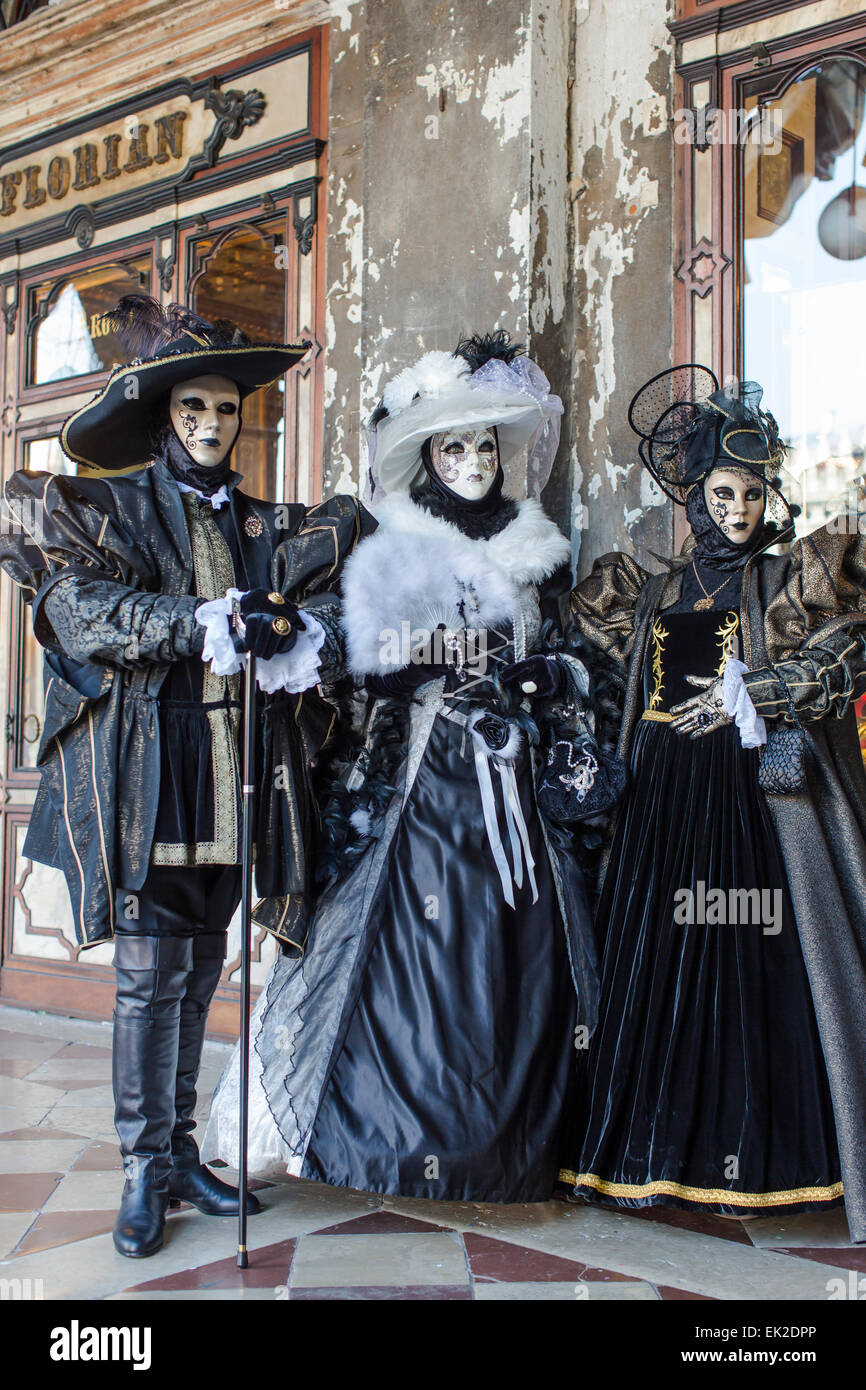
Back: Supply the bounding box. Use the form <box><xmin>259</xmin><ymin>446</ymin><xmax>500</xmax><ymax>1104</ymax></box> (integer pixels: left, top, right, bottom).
<box><xmin>557</xmin><ymin>1170</ymin><xmax>844</xmax><ymax>1208</ymax></box>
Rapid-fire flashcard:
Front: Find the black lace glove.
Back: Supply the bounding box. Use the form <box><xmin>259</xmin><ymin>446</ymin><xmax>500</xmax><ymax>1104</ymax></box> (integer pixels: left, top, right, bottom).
<box><xmin>501</xmin><ymin>655</ymin><xmax>562</xmax><ymax>699</ymax></box>
<box><xmin>235</xmin><ymin>588</ymin><xmax>305</xmax><ymax>660</ymax></box>
<box><xmin>365</xmin><ymin>663</ymin><xmax>449</xmax><ymax>698</ymax></box>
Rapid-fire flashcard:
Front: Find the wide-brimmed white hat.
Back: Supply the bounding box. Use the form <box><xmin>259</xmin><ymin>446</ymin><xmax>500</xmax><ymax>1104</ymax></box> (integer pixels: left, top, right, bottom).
<box><xmin>366</xmin><ymin>347</ymin><xmax>563</xmax><ymax>500</ymax></box>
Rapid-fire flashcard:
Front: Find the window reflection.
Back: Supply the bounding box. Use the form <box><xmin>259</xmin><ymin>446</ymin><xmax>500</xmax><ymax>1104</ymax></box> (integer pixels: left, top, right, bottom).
<box><xmin>29</xmin><ymin>257</ymin><xmax>150</xmax><ymax>386</ymax></box>
<box><xmin>190</xmin><ymin>220</ymin><xmax>287</xmax><ymax>501</ymax></box>
<box><xmin>12</xmin><ymin>438</ymin><xmax>74</xmax><ymax>770</ymax></box>
<box><xmin>743</xmin><ymin>59</ymin><xmax>866</xmax><ymax>534</ymax></box>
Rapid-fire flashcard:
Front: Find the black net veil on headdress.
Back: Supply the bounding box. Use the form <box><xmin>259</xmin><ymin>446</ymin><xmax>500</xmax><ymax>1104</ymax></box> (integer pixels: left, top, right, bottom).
<box><xmin>628</xmin><ymin>364</ymin><xmax>797</xmax><ymax>536</ymax></box>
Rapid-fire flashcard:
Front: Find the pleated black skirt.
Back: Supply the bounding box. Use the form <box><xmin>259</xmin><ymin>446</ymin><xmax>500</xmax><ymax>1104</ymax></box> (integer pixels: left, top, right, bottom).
<box><xmin>567</xmin><ymin>718</ymin><xmax>843</xmax><ymax>1217</ymax></box>
<box><xmin>302</xmin><ymin>711</ymin><xmax>579</xmax><ymax>1203</ymax></box>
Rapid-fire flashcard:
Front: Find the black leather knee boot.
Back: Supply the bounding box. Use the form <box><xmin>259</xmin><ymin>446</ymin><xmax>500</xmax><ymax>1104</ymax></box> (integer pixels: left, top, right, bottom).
<box><xmin>112</xmin><ymin>934</ymin><xmax>194</xmax><ymax>1258</ymax></box>
<box><xmin>169</xmin><ymin>932</ymin><xmax>261</xmax><ymax>1216</ymax></box>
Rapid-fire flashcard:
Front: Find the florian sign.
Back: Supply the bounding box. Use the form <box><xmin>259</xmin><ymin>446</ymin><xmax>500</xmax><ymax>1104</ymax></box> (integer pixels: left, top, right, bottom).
<box><xmin>0</xmin><ymin>44</ymin><xmax>312</xmax><ymax>250</ymax></box>
<box><xmin>0</xmin><ymin>111</ymin><xmax>191</xmax><ymax>223</ymax></box>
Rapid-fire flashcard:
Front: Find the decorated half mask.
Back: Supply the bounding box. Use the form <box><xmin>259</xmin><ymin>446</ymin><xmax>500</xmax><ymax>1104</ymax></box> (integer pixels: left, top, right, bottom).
<box><xmin>429</xmin><ymin>427</ymin><xmax>500</xmax><ymax>501</ymax></box>
<box><xmin>169</xmin><ymin>373</ymin><xmax>241</xmax><ymax>466</ymax></box>
<box><xmin>702</xmin><ymin>467</ymin><xmax>766</xmax><ymax>545</ymax></box>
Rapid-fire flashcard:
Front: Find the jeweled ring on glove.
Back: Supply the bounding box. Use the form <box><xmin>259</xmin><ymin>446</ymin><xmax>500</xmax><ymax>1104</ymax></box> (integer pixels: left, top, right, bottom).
<box><xmin>272</xmin><ymin>616</ymin><xmax>291</xmax><ymax>635</ymax></box>
<box><xmin>268</xmin><ymin>591</ymin><xmax>285</xmax><ymax>605</ymax></box>
<box><xmin>697</xmin><ymin>711</ymin><xmax>712</xmax><ymax>728</ymax></box>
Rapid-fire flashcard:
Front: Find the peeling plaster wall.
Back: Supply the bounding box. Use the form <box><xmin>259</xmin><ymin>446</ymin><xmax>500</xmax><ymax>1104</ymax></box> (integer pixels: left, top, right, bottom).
<box><xmin>324</xmin><ymin>0</ymin><xmax>675</xmax><ymax>583</ymax></box>
<box><xmin>570</xmin><ymin>0</ymin><xmax>675</xmax><ymax>575</ymax></box>
<box><xmin>324</xmin><ymin>0</ymin><xmax>541</xmax><ymax>500</ymax></box>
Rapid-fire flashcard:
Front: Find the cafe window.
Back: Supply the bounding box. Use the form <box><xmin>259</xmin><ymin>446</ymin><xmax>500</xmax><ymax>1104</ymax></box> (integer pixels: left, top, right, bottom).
<box><xmin>27</xmin><ymin>256</ymin><xmax>150</xmax><ymax>386</ymax></box>
<box><xmin>742</xmin><ymin>58</ymin><xmax>866</xmax><ymax>533</ymax></box>
<box><xmin>188</xmin><ymin>217</ymin><xmax>292</xmax><ymax>502</ymax></box>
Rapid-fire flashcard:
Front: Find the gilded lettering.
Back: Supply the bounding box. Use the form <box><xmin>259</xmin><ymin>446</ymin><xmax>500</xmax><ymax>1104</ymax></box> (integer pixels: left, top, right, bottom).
<box><xmin>45</xmin><ymin>156</ymin><xmax>70</xmax><ymax>201</ymax></box>
<box><xmin>153</xmin><ymin>111</ymin><xmax>188</xmax><ymax>164</ymax></box>
<box><xmin>72</xmin><ymin>144</ymin><xmax>100</xmax><ymax>191</ymax></box>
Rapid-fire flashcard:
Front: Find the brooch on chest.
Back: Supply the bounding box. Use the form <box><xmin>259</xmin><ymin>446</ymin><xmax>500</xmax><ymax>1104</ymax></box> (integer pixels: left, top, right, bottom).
<box><xmin>244</xmin><ymin>515</ymin><xmax>264</xmax><ymax>538</ymax></box>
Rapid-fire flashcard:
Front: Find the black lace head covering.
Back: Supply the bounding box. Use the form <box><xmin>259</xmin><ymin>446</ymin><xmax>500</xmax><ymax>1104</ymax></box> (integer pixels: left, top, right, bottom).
<box><xmin>628</xmin><ymin>365</ymin><xmax>798</xmax><ymax>543</ymax></box>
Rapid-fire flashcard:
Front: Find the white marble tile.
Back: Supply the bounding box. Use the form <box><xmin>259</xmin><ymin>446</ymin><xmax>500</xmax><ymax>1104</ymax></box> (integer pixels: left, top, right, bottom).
<box><xmin>2</xmin><ymin>1182</ymin><xmax>375</xmax><ymax>1300</ymax></box>
<box><xmin>0</xmin><ymin>1138</ymin><xmax>88</xmax><ymax>1174</ymax></box>
<box><xmin>39</xmin><ymin>1108</ymin><xmax>117</xmax><ymax>1143</ymax></box>
<box><xmin>745</xmin><ymin>1208</ymin><xmax>853</xmax><ymax>1249</ymax></box>
<box><xmin>291</xmin><ymin>1232</ymin><xmax>468</xmax><ymax>1288</ymax></box>
<box><xmin>474</xmin><ymin>1279</ymin><xmax>659</xmax><ymax>1300</ymax></box>
<box><xmin>380</xmin><ymin>1197</ymin><xmax>855</xmax><ymax>1301</ymax></box>
<box><xmin>53</xmin><ymin>1084</ymin><xmax>116</xmax><ymax>1109</ymax></box>
<box><xmin>0</xmin><ymin>1211</ymin><xmax>38</xmax><ymax>1259</ymax></box>
<box><xmin>0</xmin><ymin>1076</ymin><xmax>67</xmax><ymax>1107</ymax></box>
<box><xmin>0</xmin><ymin>1105</ymin><xmax>55</xmax><ymax>1130</ymax></box>
<box><xmin>27</xmin><ymin>1059</ymin><xmax>112</xmax><ymax>1085</ymax></box>
<box><xmin>41</xmin><ymin>1169</ymin><xmax>125</xmax><ymax>1213</ymax></box>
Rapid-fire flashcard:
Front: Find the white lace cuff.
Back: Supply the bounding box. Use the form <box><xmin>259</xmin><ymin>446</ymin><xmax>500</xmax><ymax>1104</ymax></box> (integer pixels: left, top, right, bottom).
<box><xmin>194</xmin><ymin>592</ymin><xmax>325</xmax><ymax>693</ymax></box>
<box><xmin>257</xmin><ymin>613</ymin><xmax>325</xmax><ymax>693</ymax></box>
<box><xmin>722</xmin><ymin>658</ymin><xmax>767</xmax><ymax>749</ymax></box>
<box><xmin>195</xmin><ymin>589</ymin><xmax>245</xmax><ymax>676</ymax></box>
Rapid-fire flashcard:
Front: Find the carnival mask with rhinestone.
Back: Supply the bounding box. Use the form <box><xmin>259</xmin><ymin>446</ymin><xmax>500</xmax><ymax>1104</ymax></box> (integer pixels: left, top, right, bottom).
<box><xmin>169</xmin><ymin>374</ymin><xmax>241</xmax><ymax>466</ymax></box>
<box><xmin>702</xmin><ymin>467</ymin><xmax>765</xmax><ymax>545</ymax></box>
<box><xmin>429</xmin><ymin>428</ymin><xmax>499</xmax><ymax>501</ymax></box>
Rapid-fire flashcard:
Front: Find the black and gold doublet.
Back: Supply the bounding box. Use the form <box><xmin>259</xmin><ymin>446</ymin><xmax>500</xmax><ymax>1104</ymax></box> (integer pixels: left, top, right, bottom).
<box><xmin>0</xmin><ymin>460</ymin><xmax>370</xmax><ymax>949</ymax></box>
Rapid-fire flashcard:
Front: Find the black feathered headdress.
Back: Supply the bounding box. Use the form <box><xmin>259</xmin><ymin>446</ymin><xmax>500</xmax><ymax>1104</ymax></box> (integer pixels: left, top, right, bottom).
<box><xmin>60</xmin><ymin>294</ymin><xmax>310</xmax><ymax>471</ymax></box>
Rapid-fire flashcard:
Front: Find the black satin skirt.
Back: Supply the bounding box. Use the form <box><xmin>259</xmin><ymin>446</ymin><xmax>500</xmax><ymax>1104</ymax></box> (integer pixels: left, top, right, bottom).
<box><xmin>302</xmin><ymin>712</ymin><xmax>578</xmax><ymax>1203</ymax></box>
<box><xmin>567</xmin><ymin>719</ymin><xmax>843</xmax><ymax>1216</ymax></box>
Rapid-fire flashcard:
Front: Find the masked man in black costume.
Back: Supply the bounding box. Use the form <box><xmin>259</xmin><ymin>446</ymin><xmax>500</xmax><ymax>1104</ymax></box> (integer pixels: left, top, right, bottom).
<box><xmin>0</xmin><ymin>296</ymin><xmax>372</xmax><ymax>1258</ymax></box>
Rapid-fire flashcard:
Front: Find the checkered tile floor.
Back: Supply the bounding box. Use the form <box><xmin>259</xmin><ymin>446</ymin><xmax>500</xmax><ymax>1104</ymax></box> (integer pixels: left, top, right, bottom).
<box><xmin>1</xmin><ymin>1005</ymin><xmax>863</xmax><ymax>1301</ymax></box>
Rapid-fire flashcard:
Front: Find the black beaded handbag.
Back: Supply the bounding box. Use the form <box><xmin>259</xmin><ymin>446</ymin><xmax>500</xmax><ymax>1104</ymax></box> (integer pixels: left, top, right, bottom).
<box><xmin>536</xmin><ymin>730</ymin><xmax>627</xmax><ymax>822</ymax></box>
<box><xmin>757</xmin><ymin>676</ymin><xmax>806</xmax><ymax>794</ymax></box>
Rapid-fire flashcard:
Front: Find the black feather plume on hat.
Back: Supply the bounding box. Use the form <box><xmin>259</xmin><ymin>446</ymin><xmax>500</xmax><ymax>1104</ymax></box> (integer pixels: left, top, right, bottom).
<box><xmin>454</xmin><ymin>330</ymin><xmax>524</xmax><ymax>372</ymax></box>
<box><xmin>102</xmin><ymin>294</ymin><xmax>251</xmax><ymax>361</ymax></box>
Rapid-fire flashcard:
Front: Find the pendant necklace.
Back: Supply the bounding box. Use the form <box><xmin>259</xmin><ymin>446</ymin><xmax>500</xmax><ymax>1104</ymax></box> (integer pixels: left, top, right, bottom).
<box><xmin>692</xmin><ymin>560</ymin><xmax>729</xmax><ymax>612</ymax></box>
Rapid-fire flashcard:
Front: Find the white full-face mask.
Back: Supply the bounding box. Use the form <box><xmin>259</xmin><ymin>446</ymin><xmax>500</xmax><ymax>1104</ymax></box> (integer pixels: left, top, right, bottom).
<box><xmin>429</xmin><ymin>427</ymin><xmax>499</xmax><ymax>501</ymax></box>
<box><xmin>169</xmin><ymin>373</ymin><xmax>241</xmax><ymax>467</ymax></box>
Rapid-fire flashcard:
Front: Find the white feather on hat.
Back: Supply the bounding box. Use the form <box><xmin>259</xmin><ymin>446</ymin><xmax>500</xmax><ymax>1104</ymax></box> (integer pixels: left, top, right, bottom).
<box><xmin>382</xmin><ymin>350</ymin><xmax>470</xmax><ymax>416</ymax></box>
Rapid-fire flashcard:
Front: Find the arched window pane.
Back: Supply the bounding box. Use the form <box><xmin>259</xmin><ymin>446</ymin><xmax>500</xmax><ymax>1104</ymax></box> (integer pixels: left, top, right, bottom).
<box><xmin>743</xmin><ymin>58</ymin><xmax>866</xmax><ymax>534</ymax></box>
<box><xmin>190</xmin><ymin>221</ymin><xmax>287</xmax><ymax>501</ymax></box>
<box><xmin>29</xmin><ymin>257</ymin><xmax>150</xmax><ymax>386</ymax></box>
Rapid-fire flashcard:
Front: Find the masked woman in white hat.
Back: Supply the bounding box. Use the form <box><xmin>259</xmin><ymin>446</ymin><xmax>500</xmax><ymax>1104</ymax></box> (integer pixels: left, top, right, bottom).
<box><xmin>205</xmin><ymin>332</ymin><xmax>604</xmax><ymax>1202</ymax></box>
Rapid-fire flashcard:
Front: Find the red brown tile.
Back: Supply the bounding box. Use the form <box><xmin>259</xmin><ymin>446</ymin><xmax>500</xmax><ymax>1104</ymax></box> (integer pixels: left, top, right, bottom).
<box><xmin>0</xmin><ymin>1059</ymin><xmax>42</xmax><ymax>1078</ymax></box>
<box><xmin>0</xmin><ymin>1128</ymin><xmax>86</xmax><ymax>1141</ymax></box>
<box><xmin>464</xmin><ymin>1232</ymin><xmax>588</xmax><ymax>1283</ymax></box>
<box><xmin>14</xmin><ymin>1210</ymin><xmax>116</xmax><ymax>1256</ymax></box>
<box><xmin>71</xmin><ymin>1142</ymin><xmax>122</xmax><ymax>1171</ymax></box>
<box><xmin>58</xmin><ymin>1044</ymin><xmax>113</xmax><ymax>1059</ymax></box>
<box><xmin>622</xmin><ymin>1204</ymin><xmax>755</xmax><ymax>1245</ymax></box>
<box><xmin>0</xmin><ymin>1172</ymin><xmax>63</xmax><ymax>1212</ymax></box>
<box><xmin>124</xmin><ymin>1238</ymin><xmax>297</xmax><ymax>1291</ymax></box>
<box><xmin>579</xmin><ymin>1265</ymin><xmax>644</xmax><ymax>1282</ymax></box>
<box><xmin>656</xmin><ymin>1284</ymin><xmax>717</xmax><ymax>1300</ymax></box>
<box><xmin>314</xmin><ymin>1210</ymin><xmax>450</xmax><ymax>1236</ymax></box>
<box><xmin>289</xmin><ymin>1285</ymin><xmax>473</xmax><ymax>1300</ymax></box>
<box><xmin>768</xmin><ymin>1246</ymin><xmax>866</xmax><ymax>1273</ymax></box>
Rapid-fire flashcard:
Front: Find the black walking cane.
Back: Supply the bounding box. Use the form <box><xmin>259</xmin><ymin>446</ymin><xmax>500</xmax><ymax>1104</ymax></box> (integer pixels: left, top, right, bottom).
<box><xmin>237</xmin><ymin>644</ymin><xmax>257</xmax><ymax>1269</ymax></box>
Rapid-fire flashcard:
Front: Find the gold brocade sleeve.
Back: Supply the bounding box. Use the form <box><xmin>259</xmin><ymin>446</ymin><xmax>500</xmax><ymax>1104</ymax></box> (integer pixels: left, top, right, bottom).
<box><xmin>761</xmin><ymin>519</ymin><xmax>866</xmax><ymax>663</ymax></box>
<box><xmin>743</xmin><ymin>627</ymin><xmax>866</xmax><ymax>721</ymax></box>
<box><xmin>568</xmin><ymin>550</ymin><xmax>649</xmax><ymax>672</ymax></box>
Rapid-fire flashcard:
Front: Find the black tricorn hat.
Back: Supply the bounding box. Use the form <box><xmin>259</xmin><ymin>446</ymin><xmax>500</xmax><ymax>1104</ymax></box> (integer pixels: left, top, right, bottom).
<box><xmin>60</xmin><ymin>295</ymin><xmax>311</xmax><ymax>470</ymax></box>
